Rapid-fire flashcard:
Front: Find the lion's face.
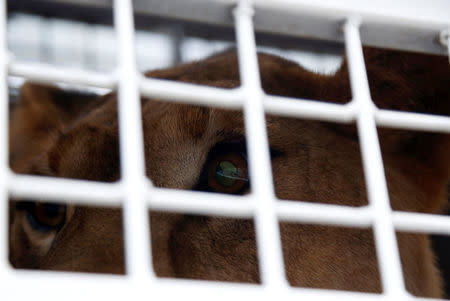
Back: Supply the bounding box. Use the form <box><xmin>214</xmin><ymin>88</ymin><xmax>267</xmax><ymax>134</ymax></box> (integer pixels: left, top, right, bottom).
<box><xmin>8</xmin><ymin>49</ymin><xmax>449</xmax><ymax>298</ymax></box>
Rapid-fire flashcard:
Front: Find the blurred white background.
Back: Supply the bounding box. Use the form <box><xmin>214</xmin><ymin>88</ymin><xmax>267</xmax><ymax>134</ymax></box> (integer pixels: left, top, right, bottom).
<box><xmin>7</xmin><ymin>13</ymin><xmax>342</xmax><ymax>96</ymax></box>
<box><xmin>8</xmin><ymin>14</ymin><xmax>342</xmax><ymax>72</ymax></box>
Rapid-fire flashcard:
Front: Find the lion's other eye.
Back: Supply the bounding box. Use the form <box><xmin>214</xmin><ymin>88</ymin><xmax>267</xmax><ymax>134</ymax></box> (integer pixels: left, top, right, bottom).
<box><xmin>207</xmin><ymin>152</ymin><xmax>249</xmax><ymax>194</ymax></box>
<box><xmin>24</xmin><ymin>202</ymin><xmax>67</xmax><ymax>232</ymax></box>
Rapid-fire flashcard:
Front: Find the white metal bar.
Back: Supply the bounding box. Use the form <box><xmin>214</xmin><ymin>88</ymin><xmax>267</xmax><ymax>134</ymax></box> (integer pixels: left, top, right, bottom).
<box><xmin>277</xmin><ymin>201</ymin><xmax>372</xmax><ymax>227</ymax></box>
<box><xmin>6</xmin><ymin>267</ymin><xmax>446</xmax><ymax>301</ymax></box>
<box><xmin>4</xmin><ymin>268</ymin><xmax>391</xmax><ymax>301</ymax></box>
<box><xmin>8</xmin><ymin>172</ymin><xmax>450</xmax><ymax>236</ymax></box>
<box><xmin>139</xmin><ymin>77</ymin><xmax>243</xmax><ymax>109</ymax></box>
<box><xmin>264</xmin><ymin>94</ymin><xmax>355</xmax><ymax>122</ymax></box>
<box><xmin>142</xmin><ymin>82</ymin><xmax>450</xmax><ymax>133</ymax></box>
<box><xmin>147</xmin><ymin>188</ymin><xmax>255</xmax><ymax>217</ymax></box>
<box><xmin>234</xmin><ymin>0</ymin><xmax>287</xmax><ymax>288</ymax></box>
<box><xmin>9</xmin><ymin>61</ymin><xmax>116</xmax><ymax>88</ymax></box>
<box><xmin>139</xmin><ymin>80</ymin><xmax>450</xmax><ymax>133</ymax></box>
<box><xmin>150</xmin><ymin>187</ymin><xmax>450</xmax><ymax>236</ymax></box>
<box><xmin>344</xmin><ymin>18</ymin><xmax>406</xmax><ymax>297</ymax></box>
<box><xmin>393</xmin><ymin>212</ymin><xmax>450</xmax><ymax>235</ymax></box>
<box><xmin>8</xmin><ymin>173</ymin><xmax>123</xmax><ymax>206</ymax></box>
<box><xmin>376</xmin><ymin>109</ymin><xmax>450</xmax><ymax>133</ymax></box>
<box><xmin>0</xmin><ymin>0</ymin><xmax>11</xmax><ymax>274</ymax></box>
<box><xmin>113</xmin><ymin>0</ymin><xmax>154</xmax><ymax>279</ymax></box>
<box><xmin>266</xmin><ymin>96</ymin><xmax>450</xmax><ymax>133</ymax></box>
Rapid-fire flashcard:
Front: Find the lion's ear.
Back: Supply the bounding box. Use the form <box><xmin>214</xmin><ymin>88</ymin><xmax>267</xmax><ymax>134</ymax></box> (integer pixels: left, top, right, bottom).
<box><xmin>12</xmin><ymin>82</ymin><xmax>100</xmax><ymax>127</ymax></box>
<box><xmin>362</xmin><ymin>48</ymin><xmax>450</xmax><ymax>213</ymax></box>
<box><xmin>9</xmin><ymin>82</ymin><xmax>102</xmax><ymax>172</ymax></box>
<box><xmin>364</xmin><ymin>47</ymin><xmax>450</xmax><ymax>116</ymax></box>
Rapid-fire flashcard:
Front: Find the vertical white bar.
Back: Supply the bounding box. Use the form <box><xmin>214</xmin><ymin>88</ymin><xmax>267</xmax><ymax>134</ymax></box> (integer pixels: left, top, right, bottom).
<box><xmin>343</xmin><ymin>18</ymin><xmax>406</xmax><ymax>297</ymax></box>
<box><xmin>0</xmin><ymin>0</ymin><xmax>10</xmax><ymax>274</ymax></box>
<box><xmin>113</xmin><ymin>0</ymin><xmax>154</xmax><ymax>279</ymax></box>
<box><xmin>233</xmin><ymin>0</ymin><xmax>287</xmax><ymax>288</ymax></box>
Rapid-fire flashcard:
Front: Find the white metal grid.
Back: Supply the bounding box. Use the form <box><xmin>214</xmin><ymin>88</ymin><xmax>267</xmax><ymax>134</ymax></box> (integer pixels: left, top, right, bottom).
<box><xmin>2</xmin><ymin>0</ymin><xmax>450</xmax><ymax>300</ymax></box>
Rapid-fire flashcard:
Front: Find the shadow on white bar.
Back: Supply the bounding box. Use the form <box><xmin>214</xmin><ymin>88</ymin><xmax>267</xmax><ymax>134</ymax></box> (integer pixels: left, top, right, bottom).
<box><xmin>277</xmin><ymin>200</ymin><xmax>372</xmax><ymax>227</ymax></box>
<box><xmin>393</xmin><ymin>211</ymin><xmax>450</xmax><ymax>235</ymax></box>
<box><xmin>9</xmin><ymin>173</ymin><xmax>123</xmax><ymax>206</ymax></box>
<box><xmin>252</xmin><ymin>0</ymin><xmax>450</xmax><ymax>28</ymax></box>
<box><xmin>264</xmin><ymin>94</ymin><xmax>355</xmax><ymax>122</ymax></box>
<box><xmin>140</xmin><ymin>77</ymin><xmax>243</xmax><ymax>109</ymax></box>
<box><xmin>146</xmin><ymin>187</ymin><xmax>254</xmax><ymax>217</ymax></box>
<box><xmin>376</xmin><ymin>109</ymin><xmax>450</xmax><ymax>133</ymax></box>
<box><xmin>9</xmin><ymin>61</ymin><xmax>116</xmax><ymax>88</ymax></box>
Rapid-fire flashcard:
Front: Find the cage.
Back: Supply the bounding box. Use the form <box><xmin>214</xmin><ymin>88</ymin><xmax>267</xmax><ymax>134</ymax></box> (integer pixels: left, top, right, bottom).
<box><xmin>3</xmin><ymin>0</ymin><xmax>450</xmax><ymax>300</ymax></box>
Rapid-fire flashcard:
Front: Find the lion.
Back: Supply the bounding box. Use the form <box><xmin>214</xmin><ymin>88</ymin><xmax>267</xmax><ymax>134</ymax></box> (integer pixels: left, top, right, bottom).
<box><xmin>8</xmin><ymin>47</ymin><xmax>450</xmax><ymax>298</ymax></box>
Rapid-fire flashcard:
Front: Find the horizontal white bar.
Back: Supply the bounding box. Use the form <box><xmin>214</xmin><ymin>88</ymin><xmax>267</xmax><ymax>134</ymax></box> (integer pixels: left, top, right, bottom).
<box><xmin>8</xmin><ymin>63</ymin><xmax>447</xmax><ymax>135</ymax></box>
<box><xmin>3</xmin><ymin>267</ymin><xmax>447</xmax><ymax>300</ymax></box>
<box><xmin>148</xmin><ymin>191</ymin><xmax>450</xmax><ymax>234</ymax></box>
<box><xmin>148</xmin><ymin>188</ymin><xmax>373</xmax><ymax>229</ymax></box>
<box><xmin>9</xmin><ymin>61</ymin><xmax>116</xmax><ymax>88</ymax></box>
<box><xmin>376</xmin><ymin>109</ymin><xmax>450</xmax><ymax>133</ymax></box>
<box><xmin>264</xmin><ymin>95</ymin><xmax>355</xmax><ymax>122</ymax></box>
<box><xmin>140</xmin><ymin>77</ymin><xmax>243</xmax><ymax>109</ymax></box>
<box><xmin>7</xmin><ymin>174</ymin><xmax>450</xmax><ymax>235</ymax></box>
<box><xmin>8</xmin><ymin>173</ymin><xmax>123</xmax><ymax>206</ymax></box>
<box><xmin>3</xmin><ymin>268</ymin><xmax>389</xmax><ymax>301</ymax></box>
<box><xmin>8</xmin><ymin>75</ymin><xmax>111</xmax><ymax>96</ymax></box>
<box><xmin>5</xmin><ymin>268</ymin><xmax>443</xmax><ymax>301</ymax></box>
<box><xmin>393</xmin><ymin>211</ymin><xmax>450</xmax><ymax>235</ymax></box>
<box><xmin>277</xmin><ymin>200</ymin><xmax>372</xmax><ymax>227</ymax></box>
<box><xmin>147</xmin><ymin>188</ymin><xmax>254</xmax><ymax>217</ymax></box>
<box><xmin>147</xmin><ymin>278</ymin><xmax>385</xmax><ymax>301</ymax></box>
<box><xmin>264</xmin><ymin>95</ymin><xmax>450</xmax><ymax>133</ymax></box>
<box><xmin>6</xmin><ymin>63</ymin><xmax>449</xmax><ymax>135</ymax></box>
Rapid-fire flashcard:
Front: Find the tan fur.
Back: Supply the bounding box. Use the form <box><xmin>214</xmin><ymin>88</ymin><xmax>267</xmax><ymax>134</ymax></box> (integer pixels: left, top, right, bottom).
<box><xmin>8</xmin><ymin>48</ymin><xmax>449</xmax><ymax>297</ymax></box>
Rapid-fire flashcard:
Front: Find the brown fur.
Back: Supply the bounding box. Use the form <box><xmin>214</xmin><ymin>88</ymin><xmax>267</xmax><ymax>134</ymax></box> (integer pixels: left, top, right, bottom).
<box><xmin>8</xmin><ymin>47</ymin><xmax>450</xmax><ymax>297</ymax></box>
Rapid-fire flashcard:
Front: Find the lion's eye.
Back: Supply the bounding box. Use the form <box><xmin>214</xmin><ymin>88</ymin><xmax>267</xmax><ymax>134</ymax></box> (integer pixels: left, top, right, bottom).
<box><xmin>25</xmin><ymin>202</ymin><xmax>67</xmax><ymax>232</ymax></box>
<box><xmin>207</xmin><ymin>152</ymin><xmax>249</xmax><ymax>194</ymax></box>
